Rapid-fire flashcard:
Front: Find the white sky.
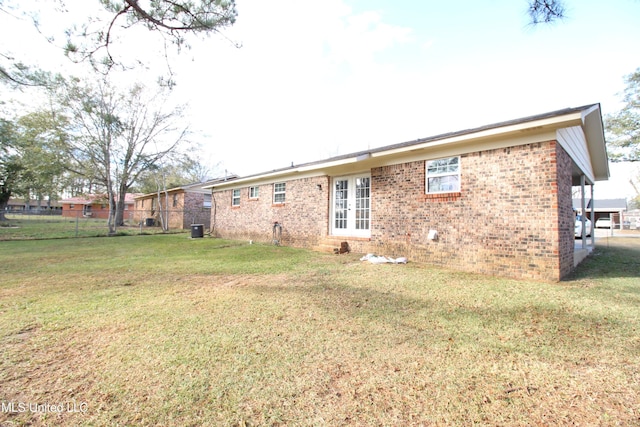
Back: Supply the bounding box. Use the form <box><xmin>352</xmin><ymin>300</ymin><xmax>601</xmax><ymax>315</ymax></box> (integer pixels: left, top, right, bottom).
<box><xmin>2</xmin><ymin>0</ymin><xmax>640</xmax><ymax>198</ymax></box>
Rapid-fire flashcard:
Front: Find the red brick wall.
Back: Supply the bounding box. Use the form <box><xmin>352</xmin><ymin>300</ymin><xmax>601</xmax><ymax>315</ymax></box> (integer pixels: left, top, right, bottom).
<box><xmin>212</xmin><ymin>176</ymin><xmax>330</xmax><ymax>245</ymax></box>
<box><xmin>182</xmin><ymin>192</ymin><xmax>211</xmax><ymax>229</ymax></box>
<box><xmin>555</xmin><ymin>141</ymin><xmax>576</xmax><ymax>278</ymax></box>
<box><xmin>212</xmin><ymin>141</ymin><xmax>576</xmax><ymax>281</ymax></box>
<box><xmin>61</xmin><ymin>203</ymin><xmax>110</xmax><ymax>219</ymax></box>
<box><xmin>369</xmin><ymin>141</ymin><xmax>572</xmax><ymax>281</ymax></box>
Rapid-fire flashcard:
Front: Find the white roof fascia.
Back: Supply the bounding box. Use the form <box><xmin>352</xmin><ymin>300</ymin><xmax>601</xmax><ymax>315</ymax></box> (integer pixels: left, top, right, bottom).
<box><xmin>371</xmin><ymin>113</ymin><xmax>583</xmax><ymax>159</ymax></box>
<box><xmin>370</xmin><ymin>130</ymin><xmax>559</xmax><ymax>169</ymax></box>
<box><xmin>206</xmin><ymin>106</ymin><xmax>606</xmax><ymax>191</ymax></box>
<box><xmin>206</xmin><ymin>169</ymin><xmax>329</xmax><ymax>191</ymax></box>
<box><xmin>203</xmin><ymin>171</ymin><xmax>291</xmax><ymax>190</ymax></box>
<box><xmin>557</xmin><ymin>126</ymin><xmax>595</xmax><ymax>184</ymax></box>
<box><xmin>297</xmin><ymin>156</ymin><xmax>359</xmax><ymax>172</ymax></box>
<box><xmin>581</xmin><ymin>104</ymin><xmax>609</xmax><ymax>181</ymax></box>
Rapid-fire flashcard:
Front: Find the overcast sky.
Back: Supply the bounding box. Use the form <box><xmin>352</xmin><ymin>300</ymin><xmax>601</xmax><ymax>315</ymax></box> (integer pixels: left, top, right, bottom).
<box><xmin>2</xmin><ymin>0</ymin><xmax>639</xmax><ymax>198</ymax></box>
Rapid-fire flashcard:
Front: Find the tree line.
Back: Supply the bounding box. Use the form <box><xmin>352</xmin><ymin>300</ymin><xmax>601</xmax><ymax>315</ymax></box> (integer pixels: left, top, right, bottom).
<box><xmin>0</xmin><ymin>77</ymin><xmax>215</xmax><ymax>231</ymax></box>
<box><xmin>1</xmin><ymin>1</ymin><xmax>232</xmax><ymax>231</ymax></box>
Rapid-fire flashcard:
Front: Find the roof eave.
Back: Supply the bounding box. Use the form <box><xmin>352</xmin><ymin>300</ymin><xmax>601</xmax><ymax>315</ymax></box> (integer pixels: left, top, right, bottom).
<box><xmin>581</xmin><ymin>104</ymin><xmax>610</xmax><ymax>182</ymax></box>
<box><xmin>207</xmin><ymin>104</ymin><xmax>607</xmax><ymax>191</ymax></box>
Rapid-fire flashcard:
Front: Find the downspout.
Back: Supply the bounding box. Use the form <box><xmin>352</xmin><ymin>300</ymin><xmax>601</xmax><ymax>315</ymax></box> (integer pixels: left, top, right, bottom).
<box><xmin>210</xmin><ymin>191</ymin><xmax>217</xmax><ymax>236</ymax></box>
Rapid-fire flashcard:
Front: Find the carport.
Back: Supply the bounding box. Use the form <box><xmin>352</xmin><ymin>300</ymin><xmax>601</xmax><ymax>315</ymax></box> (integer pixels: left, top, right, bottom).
<box><xmin>561</xmin><ymin>105</ymin><xmax>610</xmax><ymax>267</ymax></box>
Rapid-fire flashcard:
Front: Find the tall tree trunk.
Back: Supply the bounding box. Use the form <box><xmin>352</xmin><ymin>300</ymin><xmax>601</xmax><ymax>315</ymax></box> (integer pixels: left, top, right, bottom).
<box><xmin>116</xmin><ymin>182</ymin><xmax>128</xmax><ymax>227</ymax></box>
<box><xmin>106</xmin><ymin>187</ymin><xmax>117</xmax><ymax>235</ymax></box>
<box><xmin>154</xmin><ymin>171</ymin><xmax>170</xmax><ymax>232</ymax></box>
<box><xmin>24</xmin><ymin>192</ymin><xmax>31</xmax><ymax>212</ymax></box>
<box><xmin>0</xmin><ymin>184</ymin><xmax>11</xmax><ymax>221</ymax></box>
<box><xmin>156</xmin><ymin>187</ymin><xmax>166</xmax><ymax>232</ymax></box>
<box><xmin>163</xmin><ymin>190</ymin><xmax>169</xmax><ymax>232</ymax></box>
<box><xmin>0</xmin><ymin>199</ymin><xmax>8</xmax><ymax>222</ymax></box>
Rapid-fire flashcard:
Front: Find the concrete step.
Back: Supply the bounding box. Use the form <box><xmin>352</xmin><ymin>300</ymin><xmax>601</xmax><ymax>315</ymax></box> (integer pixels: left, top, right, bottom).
<box><xmin>314</xmin><ymin>238</ymin><xmax>350</xmax><ymax>254</ymax></box>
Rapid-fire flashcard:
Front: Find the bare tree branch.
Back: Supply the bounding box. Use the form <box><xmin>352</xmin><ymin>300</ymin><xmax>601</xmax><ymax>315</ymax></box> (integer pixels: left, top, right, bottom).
<box><xmin>1</xmin><ymin>1</ymin><xmax>239</xmax><ymax>83</ymax></box>
<box><xmin>528</xmin><ymin>0</ymin><xmax>567</xmax><ymax>24</ymax></box>
<box><xmin>52</xmin><ymin>78</ymin><xmax>188</xmax><ymax>232</ymax></box>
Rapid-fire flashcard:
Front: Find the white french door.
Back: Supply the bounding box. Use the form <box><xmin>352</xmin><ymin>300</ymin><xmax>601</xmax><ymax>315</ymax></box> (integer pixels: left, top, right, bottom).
<box><xmin>331</xmin><ymin>174</ymin><xmax>371</xmax><ymax>237</ymax></box>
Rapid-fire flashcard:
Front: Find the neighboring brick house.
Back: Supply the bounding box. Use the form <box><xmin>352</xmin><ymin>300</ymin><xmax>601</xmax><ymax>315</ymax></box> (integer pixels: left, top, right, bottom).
<box><xmin>134</xmin><ymin>177</ymin><xmax>237</xmax><ymax>230</ymax></box>
<box><xmin>60</xmin><ymin>194</ymin><xmax>137</xmax><ymax>219</ymax></box>
<box><xmin>206</xmin><ymin>104</ymin><xmax>609</xmax><ymax>281</ymax></box>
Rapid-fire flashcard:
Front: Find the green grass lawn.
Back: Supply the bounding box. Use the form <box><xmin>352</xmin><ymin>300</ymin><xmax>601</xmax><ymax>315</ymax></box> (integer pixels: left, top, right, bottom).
<box><xmin>1</xmin><ymin>235</ymin><xmax>639</xmax><ymax>426</ymax></box>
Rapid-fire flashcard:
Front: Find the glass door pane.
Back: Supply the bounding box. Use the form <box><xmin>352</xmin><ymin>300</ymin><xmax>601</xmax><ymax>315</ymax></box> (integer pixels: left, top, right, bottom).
<box><xmin>332</xmin><ymin>175</ymin><xmax>371</xmax><ymax>237</ymax></box>
<box><xmin>334</xmin><ymin>179</ymin><xmax>348</xmax><ymax>230</ymax></box>
<box><xmin>355</xmin><ymin>177</ymin><xmax>370</xmax><ymax>230</ymax></box>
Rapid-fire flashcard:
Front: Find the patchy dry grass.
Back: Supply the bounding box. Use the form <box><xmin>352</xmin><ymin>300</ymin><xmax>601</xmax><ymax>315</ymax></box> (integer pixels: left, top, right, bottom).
<box><xmin>0</xmin><ymin>235</ymin><xmax>639</xmax><ymax>426</ymax></box>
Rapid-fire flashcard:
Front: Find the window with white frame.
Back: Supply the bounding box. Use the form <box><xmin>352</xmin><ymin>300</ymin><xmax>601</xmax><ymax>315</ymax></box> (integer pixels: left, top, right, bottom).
<box><xmin>426</xmin><ymin>156</ymin><xmax>460</xmax><ymax>193</ymax></box>
<box><xmin>232</xmin><ymin>189</ymin><xmax>241</xmax><ymax>206</ymax></box>
<box><xmin>203</xmin><ymin>194</ymin><xmax>212</xmax><ymax>208</ymax></box>
<box><xmin>249</xmin><ymin>186</ymin><xmax>259</xmax><ymax>199</ymax></box>
<box><xmin>273</xmin><ymin>182</ymin><xmax>286</xmax><ymax>204</ymax></box>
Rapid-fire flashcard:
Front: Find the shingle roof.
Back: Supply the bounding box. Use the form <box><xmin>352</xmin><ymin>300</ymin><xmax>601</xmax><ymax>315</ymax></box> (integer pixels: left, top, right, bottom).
<box><xmin>209</xmin><ymin>103</ymin><xmax>606</xmax><ymax>189</ymax></box>
<box><xmin>589</xmin><ymin>199</ymin><xmax>627</xmax><ymax>210</ymax></box>
<box><xmin>573</xmin><ymin>198</ymin><xmax>628</xmax><ymax>210</ymax></box>
<box><xmin>134</xmin><ymin>175</ymin><xmax>239</xmax><ymax>199</ymax></box>
<box><xmin>60</xmin><ymin>194</ymin><xmax>139</xmax><ymax>204</ymax></box>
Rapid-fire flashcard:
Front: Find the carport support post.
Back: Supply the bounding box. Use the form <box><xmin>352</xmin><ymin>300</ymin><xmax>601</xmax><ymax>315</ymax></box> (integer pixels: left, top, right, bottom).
<box><xmin>590</xmin><ymin>183</ymin><xmax>595</xmax><ymax>248</ymax></box>
<box><xmin>580</xmin><ymin>175</ymin><xmax>586</xmax><ymax>249</ymax></box>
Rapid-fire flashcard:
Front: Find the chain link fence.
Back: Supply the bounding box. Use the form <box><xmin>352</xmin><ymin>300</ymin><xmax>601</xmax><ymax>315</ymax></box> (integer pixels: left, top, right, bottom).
<box><xmin>0</xmin><ymin>209</ymin><xmax>212</xmax><ymax>241</ymax></box>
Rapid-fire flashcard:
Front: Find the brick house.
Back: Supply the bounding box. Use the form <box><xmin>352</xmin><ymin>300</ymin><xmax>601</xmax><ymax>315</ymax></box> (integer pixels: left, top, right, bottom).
<box><xmin>206</xmin><ymin>104</ymin><xmax>608</xmax><ymax>281</ymax></box>
<box><xmin>134</xmin><ymin>177</ymin><xmax>237</xmax><ymax>230</ymax></box>
<box><xmin>61</xmin><ymin>194</ymin><xmax>137</xmax><ymax>219</ymax></box>
<box><xmin>6</xmin><ymin>198</ymin><xmax>62</xmax><ymax>213</ymax></box>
